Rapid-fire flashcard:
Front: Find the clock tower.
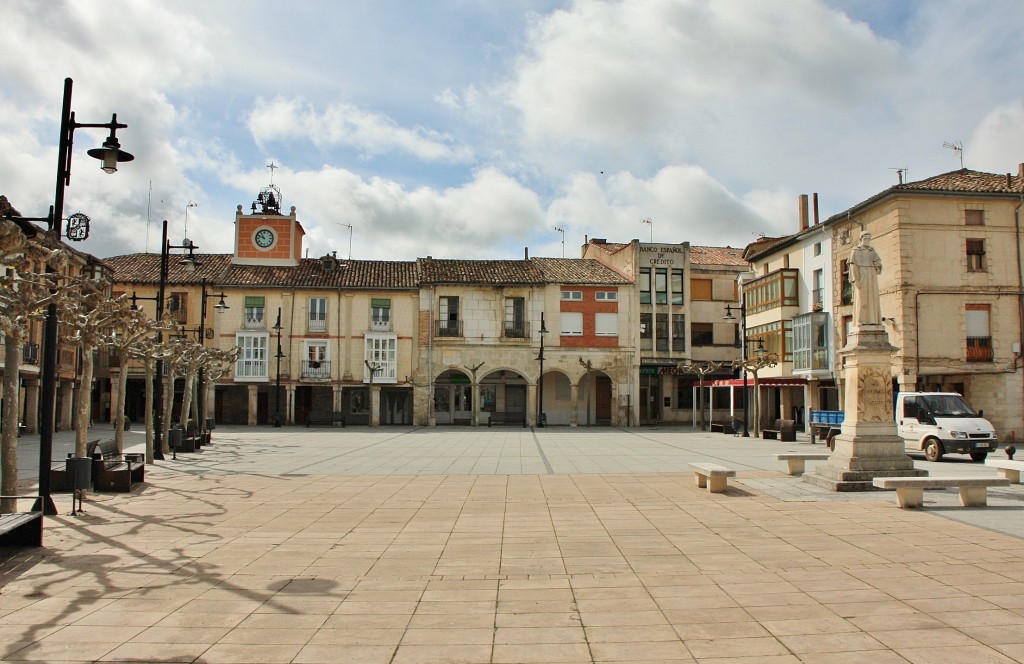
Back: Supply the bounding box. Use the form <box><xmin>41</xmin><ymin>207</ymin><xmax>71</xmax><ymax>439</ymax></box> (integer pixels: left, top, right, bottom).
<box><xmin>233</xmin><ymin>182</ymin><xmax>305</xmax><ymax>266</ymax></box>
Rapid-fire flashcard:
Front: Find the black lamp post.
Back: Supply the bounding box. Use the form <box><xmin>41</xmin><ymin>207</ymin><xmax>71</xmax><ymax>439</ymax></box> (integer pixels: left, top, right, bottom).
<box><xmin>273</xmin><ymin>307</ymin><xmax>284</xmax><ymax>427</ymax></box>
<box><xmin>33</xmin><ymin>78</ymin><xmax>133</xmax><ymax>515</ymax></box>
<box><xmin>535</xmin><ymin>312</ymin><xmax>548</xmax><ymax>428</ymax></box>
<box><xmin>724</xmin><ymin>301</ymin><xmax>750</xmax><ymax>438</ymax></box>
<box><xmin>198</xmin><ymin>279</ymin><xmax>227</xmax><ymax>438</ymax></box>
<box><xmin>154</xmin><ymin>219</ymin><xmax>200</xmax><ymax>458</ymax></box>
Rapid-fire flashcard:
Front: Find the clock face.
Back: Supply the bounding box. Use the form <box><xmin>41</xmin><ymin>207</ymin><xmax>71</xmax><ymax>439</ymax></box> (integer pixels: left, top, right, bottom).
<box><xmin>254</xmin><ymin>228</ymin><xmax>275</xmax><ymax>248</ymax></box>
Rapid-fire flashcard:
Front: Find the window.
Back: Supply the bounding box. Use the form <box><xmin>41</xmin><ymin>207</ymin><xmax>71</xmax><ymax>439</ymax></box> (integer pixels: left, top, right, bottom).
<box><xmin>966</xmin><ymin>304</ymin><xmax>992</xmax><ymax>362</ymax></box>
<box><xmin>303</xmin><ymin>341</ymin><xmax>329</xmax><ymax>378</ymax></box>
<box><xmin>671</xmin><ymin>269</ymin><xmax>684</xmax><ymax>305</ymax></box>
<box><xmin>168</xmin><ymin>292</ymin><xmax>188</xmax><ymax>324</ymax></box>
<box><xmin>965</xmin><ymin>209</ymin><xmax>984</xmax><ymax>226</ymax></box>
<box><xmin>792</xmin><ymin>312</ymin><xmax>829</xmax><ymax>372</ymax></box>
<box><xmin>655</xmin><ymin>268</ymin><xmax>668</xmax><ymax>305</ymax></box>
<box><xmin>308</xmin><ymin>297</ymin><xmax>327</xmax><ymax>332</ymax></box>
<box><xmin>595</xmin><ymin>291</ymin><xmax>617</xmax><ymax>300</ymax></box>
<box><xmin>504</xmin><ymin>297</ymin><xmax>526</xmax><ymax>338</ymax></box>
<box><xmin>744</xmin><ymin>269</ymin><xmax>799</xmax><ymax>314</ymax></box>
<box><xmin>640</xmin><ymin>312</ymin><xmax>652</xmax><ymax>350</ymax></box>
<box><xmin>692</xmin><ymin>322</ymin><xmax>714</xmax><ymax>346</ymax></box>
<box><xmin>840</xmin><ymin>261</ymin><xmax>852</xmax><ymax>305</ymax></box>
<box><xmin>690</xmin><ymin>278</ymin><xmax>712</xmax><ymax>301</ymax></box>
<box><xmin>560</xmin><ymin>311</ymin><xmax>583</xmax><ymax>336</ymax></box>
<box><xmin>560</xmin><ymin>290</ymin><xmax>583</xmax><ymax>300</ymax></box>
<box><xmin>244</xmin><ymin>296</ymin><xmax>265</xmax><ymax>328</ymax></box>
<box><xmin>365</xmin><ymin>335</ymin><xmax>398</xmax><ymax>381</ymax></box>
<box><xmin>672</xmin><ymin>313</ymin><xmax>685</xmax><ymax>351</ymax></box>
<box><xmin>812</xmin><ymin>269</ymin><xmax>824</xmax><ymax>309</ymax></box>
<box><xmin>748</xmin><ymin>320</ymin><xmax>794</xmax><ymax>362</ymax></box>
<box><xmin>967</xmin><ymin>239</ymin><xmax>985</xmax><ymax>272</ymax></box>
<box><xmin>656</xmin><ymin>313</ymin><xmax>669</xmax><ymax>351</ymax></box>
<box><xmin>438</xmin><ymin>296</ymin><xmax>460</xmax><ymax>336</ymax></box>
<box><xmin>813</xmin><ymin>242</ymin><xmax>822</xmax><ymax>257</ymax></box>
<box><xmin>371</xmin><ymin>298</ymin><xmax>391</xmax><ymax>331</ymax></box>
<box><xmin>235</xmin><ymin>333</ymin><xmax>268</xmax><ymax>379</ymax></box>
<box><xmin>595</xmin><ymin>312</ymin><xmax>618</xmax><ymax>336</ymax></box>
<box><xmin>639</xmin><ymin>268</ymin><xmax>651</xmax><ymax>304</ymax></box>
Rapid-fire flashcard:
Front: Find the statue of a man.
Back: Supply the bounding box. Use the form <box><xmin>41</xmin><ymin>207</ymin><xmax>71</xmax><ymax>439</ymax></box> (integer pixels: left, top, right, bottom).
<box><xmin>848</xmin><ymin>231</ymin><xmax>883</xmax><ymax>326</ymax></box>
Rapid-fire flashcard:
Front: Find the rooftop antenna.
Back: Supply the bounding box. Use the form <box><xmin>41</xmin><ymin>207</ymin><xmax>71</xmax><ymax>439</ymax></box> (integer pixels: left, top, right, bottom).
<box><xmin>943</xmin><ymin>141</ymin><xmax>964</xmax><ymax>169</ymax></box>
<box><xmin>889</xmin><ymin>167</ymin><xmax>908</xmax><ymax>185</ymax></box>
<box><xmin>339</xmin><ymin>223</ymin><xmax>353</xmax><ymax>260</ymax></box>
<box><xmin>552</xmin><ymin>224</ymin><xmax>565</xmax><ymax>257</ymax></box>
<box><xmin>184</xmin><ymin>201</ymin><xmax>200</xmax><ymax>244</ymax></box>
<box><xmin>641</xmin><ymin>217</ymin><xmax>653</xmax><ymax>243</ymax></box>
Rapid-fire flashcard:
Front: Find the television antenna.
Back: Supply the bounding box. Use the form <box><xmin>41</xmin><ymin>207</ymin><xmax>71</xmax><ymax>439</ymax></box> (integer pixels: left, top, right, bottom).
<box><xmin>943</xmin><ymin>141</ymin><xmax>964</xmax><ymax>169</ymax></box>
<box><xmin>339</xmin><ymin>223</ymin><xmax>353</xmax><ymax>260</ymax></box>
<box><xmin>184</xmin><ymin>201</ymin><xmax>200</xmax><ymax>244</ymax></box>
<box><xmin>552</xmin><ymin>224</ymin><xmax>565</xmax><ymax>257</ymax></box>
<box><xmin>641</xmin><ymin>217</ymin><xmax>653</xmax><ymax>242</ymax></box>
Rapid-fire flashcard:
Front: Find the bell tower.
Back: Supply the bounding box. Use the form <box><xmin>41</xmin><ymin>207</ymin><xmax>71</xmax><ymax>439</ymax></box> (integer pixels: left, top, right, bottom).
<box><xmin>233</xmin><ymin>165</ymin><xmax>304</xmax><ymax>266</ymax></box>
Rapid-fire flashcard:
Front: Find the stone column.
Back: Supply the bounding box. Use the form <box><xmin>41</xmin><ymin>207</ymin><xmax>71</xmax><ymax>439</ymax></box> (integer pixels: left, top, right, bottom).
<box><xmin>58</xmin><ymin>380</ymin><xmax>74</xmax><ymax>431</ymax></box>
<box><xmin>805</xmin><ymin>326</ymin><xmax>926</xmax><ymax>491</ymax></box>
<box><xmin>370</xmin><ymin>385</ymin><xmax>380</xmax><ymax>427</ymax></box>
<box><xmin>23</xmin><ymin>378</ymin><xmax>39</xmax><ymax>434</ymax></box>
<box><xmin>528</xmin><ymin>383</ymin><xmax>538</xmax><ymax>427</ymax></box>
<box><xmin>247</xmin><ymin>385</ymin><xmax>258</xmax><ymax>426</ymax></box>
<box><xmin>570</xmin><ymin>383</ymin><xmax>579</xmax><ymax>427</ymax></box>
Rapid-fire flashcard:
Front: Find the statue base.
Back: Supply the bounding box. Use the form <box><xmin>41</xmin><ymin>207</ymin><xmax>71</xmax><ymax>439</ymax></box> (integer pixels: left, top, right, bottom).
<box><xmin>805</xmin><ymin>325</ymin><xmax>927</xmax><ymax>491</ymax></box>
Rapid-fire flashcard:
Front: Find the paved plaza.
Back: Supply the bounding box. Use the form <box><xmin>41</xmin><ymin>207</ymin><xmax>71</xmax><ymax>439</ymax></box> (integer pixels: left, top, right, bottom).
<box><xmin>3</xmin><ymin>425</ymin><xmax>1024</xmax><ymax>663</ymax></box>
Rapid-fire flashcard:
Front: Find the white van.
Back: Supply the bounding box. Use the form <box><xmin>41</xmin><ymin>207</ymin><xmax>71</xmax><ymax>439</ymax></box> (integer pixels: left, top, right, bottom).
<box><xmin>896</xmin><ymin>392</ymin><xmax>998</xmax><ymax>462</ymax></box>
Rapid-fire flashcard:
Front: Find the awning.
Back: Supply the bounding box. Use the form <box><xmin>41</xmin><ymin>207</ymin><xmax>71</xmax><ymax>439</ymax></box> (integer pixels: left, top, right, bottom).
<box><xmin>709</xmin><ymin>377</ymin><xmax>807</xmax><ymax>388</ymax></box>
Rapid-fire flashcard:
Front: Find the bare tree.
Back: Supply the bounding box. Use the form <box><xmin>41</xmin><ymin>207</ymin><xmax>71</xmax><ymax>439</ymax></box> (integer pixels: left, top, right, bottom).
<box><xmin>0</xmin><ymin>221</ymin><xmax>67</xmax><ymax>512</ymax></box>
<box><xmin>127</xmin><ymin>334</ymin><xmax>172</xmax><ymax>464</ymax></box>
<box><xmin>677</xmin><ymin>361</ymin><xmax>723</xmax><ymax>431</ymax></box>
<box><xmin>731</xmin><ymin>353</ymin><xmax>779</xmax><ymax>438</ymax></box>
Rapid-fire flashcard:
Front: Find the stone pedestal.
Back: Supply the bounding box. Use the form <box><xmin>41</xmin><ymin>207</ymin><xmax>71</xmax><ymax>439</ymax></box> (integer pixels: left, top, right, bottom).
<box><xmin>805</xmin><ymin>326</ymin><xmax>927</xmax><ymax>491</ymax></box>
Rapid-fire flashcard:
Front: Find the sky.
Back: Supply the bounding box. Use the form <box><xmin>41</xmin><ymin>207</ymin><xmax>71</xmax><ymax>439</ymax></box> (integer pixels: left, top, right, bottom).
<box><xmin>2</xmin><ymin>0</ymin><xmax>1023</xmax><ymax>263</ymax></box>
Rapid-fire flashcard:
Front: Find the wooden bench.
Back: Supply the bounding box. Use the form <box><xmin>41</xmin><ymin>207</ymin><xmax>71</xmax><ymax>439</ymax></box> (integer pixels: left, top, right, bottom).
<box><xmin>307</xmin><ymin>411</ymin><xmax>346</xmax><ymax>427</ymax></box>
<box><xmin>773</xmin><ymin>452</ymin><xmax>830</xmax><ymax>475</ymax></box>
<box><xmin>0</xmin><ymin>500</ymin><xmax>42</xmax><ymax>547</ymax></box>
<box><xmin>49</xmin><ymin>439</ymin><xmax>102</xmax><ymax>492</ymax></box>
<box><xmin>762</xmin><ymin>419</ymin><xmax>796</xmax><ymax>441</ymax></box>
<box><xmin>92</xmin><ymin>440</ymin><xmax>142</xmax><ymax>492</ymax></box>
<box><xmin>488</xmin><ymin>412</ymin><xmax>526</xmax><ymax>427</ymax></box>
<box><xmin>709</xmin><ymin>419</ymin><xmax>742</xmax><ymax>435</ymax></box>
<box><xmin>689</xmin><ymin>463</ymin><xmax>736</xmax><ymax>493</ymax></box>
<box><xmin>985</xmin><ymin>459</ymin><xmax>1024</xmax><ymax>483</ymax></box>
<box><xmin>872</xmin><ymin>476</ymin><xmax>1010</xmax><ymax>508</ymax></box>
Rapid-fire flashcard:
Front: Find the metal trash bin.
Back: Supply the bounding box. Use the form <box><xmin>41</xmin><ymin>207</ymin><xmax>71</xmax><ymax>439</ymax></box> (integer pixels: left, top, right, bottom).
<box><xmin>66</xmin><ymin>456</ymin><xmax>92</xmax><ymax>515</ymax></box>
<box><xmin>205</xmin><ymin>418</ymin><xmax>216</xmax><ymax>431</ymax></box>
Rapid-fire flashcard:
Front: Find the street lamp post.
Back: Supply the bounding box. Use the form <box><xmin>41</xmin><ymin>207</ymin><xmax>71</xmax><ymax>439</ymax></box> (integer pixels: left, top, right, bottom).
<box><xmin>273</xmin><ymin>308</ymin><xmax>284</xmax><ymax>427</ymax></box>
<box><xmin>34</xmin><ymin>78</ymin><xmax>133</xmax><ymax>515</ymax></box>
<box><xmin>154</xmin><ymin>219</ymin><xmax>199</xmax><ymax>459</ymax></box>
<box><xmin>198</xmin><ymin>279</ymin><xmax>228</xmax><ymax>439</ymax></box>
<box><xmin>535</xmin><ymin>312</ymin><xmax>548</xmax><ymax>428</ymax></box>
<box><xmin>724</xmin><ymin>300</ymin><xmax>750</xmax><ymax>438</ymax></box>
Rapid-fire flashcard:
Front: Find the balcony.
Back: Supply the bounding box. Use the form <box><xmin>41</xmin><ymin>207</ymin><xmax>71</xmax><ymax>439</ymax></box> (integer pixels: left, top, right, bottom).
<box><xmin>235</xmin><ymin>359</ymin><xmax>268</xmax><ymax>379</ymax></box>
<box><xmin>435</xmin><ymin>320</ymin><xmax>462</xmax><ymax>338</ymax></box>
<box><xmin>745</xmin><ymin>268</ymin><xmax>799</xmax><ymax>315</ymax></box>
<box><xmin>503</xmin><ymin>322</ymin><xmax>529</xmax><ymax>339</ymax></box>
<box><xmin>302</xmin><ymin>360</ymin><xmax>331</xmax><ymax>379</ymax></box>
<box><xmin>966</xmin><ymin>336</ymin><xmax>993</xmax><ymax>362</ymax></box>
<box><xmin>369</xmin><ymin>318</ymin><xmax>392</xmax><ymax>333</ymax></box>
<box><xmin>22</xmin><ymin>343</ymin><xmax>39</xmax><ymax>365</ymax></box>
<box><xmin>307</xmin><ymin>318</ymin><xmax>327</xmax><ymax>333</ymax></box>
<box><xmin>244</xmin><ymin>313</ymin><xmax>266</xmax><ymax>329</ymax></box>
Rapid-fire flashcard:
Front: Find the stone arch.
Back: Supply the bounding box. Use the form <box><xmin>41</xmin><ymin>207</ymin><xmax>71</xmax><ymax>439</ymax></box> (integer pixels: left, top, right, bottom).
<box><xmin>433</xmin><ymin>368</ymin><xmax>471</xmax><ymax>425</ymax></box>
<box><xmin>577</xmin><ymin>368</ymin><xmax>614</xmax><ymax>426</ymax></box>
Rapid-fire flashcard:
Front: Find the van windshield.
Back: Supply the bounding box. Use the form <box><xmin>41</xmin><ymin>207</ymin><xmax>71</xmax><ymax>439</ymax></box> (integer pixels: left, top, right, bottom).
<box><xmin>920</xmin><ymin>394</ymin><xmax>977</xmax><ymax>418</ymax></box>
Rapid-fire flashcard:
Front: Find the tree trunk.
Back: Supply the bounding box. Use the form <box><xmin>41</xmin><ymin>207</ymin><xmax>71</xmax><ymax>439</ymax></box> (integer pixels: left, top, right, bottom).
<box><xmin>113</xmin><ymin>358</ymin><xmax>130</xmax><ymax>453</ymax></box>
<box><xmin>179</xmin><ymin>365</ymin><xmax>196</xmax><ymax>433</ymax></box>
<box><xmin>752</xmin><ymin>373</ymin><xmax>761</xmax><ymax>438</ymax></box>
<box><xmin>74</xmin><ymin>348</ymin><xmax>95</xmax><ymax>457</ymax></box>
<box><xmin>161</xmin><ymin>367</ymin><xmax>175</xmax><ymax>456</ymax></box>
<box><xmin>1</xmin><ymin>333</ymin><xmax>24</xmax><ymax>513</ymax></box>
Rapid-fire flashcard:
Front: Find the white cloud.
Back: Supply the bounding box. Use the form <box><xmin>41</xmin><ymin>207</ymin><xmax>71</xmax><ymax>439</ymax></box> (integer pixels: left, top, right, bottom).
<box><xmin>968</xmin><ymin>104</ymin><xmax>1024</xmax><ymax>176</ymax></box>
<box><xmin>248</xmin><ymin>97</ymin><xmax>475</xmax><ymax>163</ymax></box>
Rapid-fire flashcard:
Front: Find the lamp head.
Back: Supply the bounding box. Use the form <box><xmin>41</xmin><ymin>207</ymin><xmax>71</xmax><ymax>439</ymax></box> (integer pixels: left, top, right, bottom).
<box><xmin>86</xmin><ymin>117</ymin><xmax>134</xmax><ymax>174</ymax></box>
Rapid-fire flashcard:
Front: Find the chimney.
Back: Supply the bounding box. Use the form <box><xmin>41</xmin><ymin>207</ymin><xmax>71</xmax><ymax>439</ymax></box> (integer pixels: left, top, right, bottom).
<box><xmin>798</xmin><ymin>194</ymin><xmax>809</xmax><ymax>232</ymax></box>
<box><xmin>1008</xmin><ymin>173</ymin><xmax>1013</xmax><ymax>189</ymax></box>
<box><xmin>812</xmin><ymin>193</ymin><xmax>819</xmax><ymax>225</ymax></box>
<box><xmin>524</xmin><ymin>247</ymin><xmax>529</xmax><ymax>260</ymax></box>
<box><xmin>1019</xmin><ymin>163</ymin><xmax>1024</xmax><ymax>178</ymax></box>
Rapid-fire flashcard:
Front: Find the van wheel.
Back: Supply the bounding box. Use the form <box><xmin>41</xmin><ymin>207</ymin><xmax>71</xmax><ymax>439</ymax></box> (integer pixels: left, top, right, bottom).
<box><xmin>970</xmin><ymin>452</ymin><xmax>988</xmax><ymax>462</ymax></box>
<box><xmin>924</xmin><ymin>438</ymin><xmax>943</xmax><ymax>462</ymax></box>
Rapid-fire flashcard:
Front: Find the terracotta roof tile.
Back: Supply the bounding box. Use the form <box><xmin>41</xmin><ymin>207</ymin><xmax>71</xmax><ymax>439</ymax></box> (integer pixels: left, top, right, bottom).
<box><xmin>897</xmin><ymin>168</ymin><xmax>1024</xmax><ymax>194</ymax></box>
<box><xmin>418</xmin><ymin>258</ymin><xmax>544</xmax><ymax>284</ymax></box>
<box><xmin>532</xmin><ymin>258</ymin><xmax>632</xmax><ymax>284</ymax></box>
<box><xmin>103</xmin><ymin>253</ymin><xmax>417</xmax><ymax>290</ymax></box>
<box><xmin>689</xmin><ymin>245</ymin><xmax>747</xmax><ymax>266</ymax></box>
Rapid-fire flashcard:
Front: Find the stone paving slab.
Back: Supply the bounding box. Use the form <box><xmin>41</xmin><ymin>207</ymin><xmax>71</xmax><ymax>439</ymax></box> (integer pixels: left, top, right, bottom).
<box><xmin>2</xmin><ymin>426</ymin><xmax>1023</xmax><ymax>662</ymax></box>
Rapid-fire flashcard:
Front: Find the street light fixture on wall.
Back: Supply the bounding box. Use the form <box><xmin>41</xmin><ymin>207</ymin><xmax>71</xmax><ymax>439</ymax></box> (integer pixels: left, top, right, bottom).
<box><xmin>33</xmin><ymin>78</ymin><xmax>133</xmax><ymax>515</ymax></box>
<box><xmin>535</xmin><ymin>312</ymin><xmax>548</xmax><ymax>428</ymax></box>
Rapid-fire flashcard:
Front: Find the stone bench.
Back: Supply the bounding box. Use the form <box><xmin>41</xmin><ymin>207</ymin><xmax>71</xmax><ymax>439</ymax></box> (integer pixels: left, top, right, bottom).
<box><xmin>872</xmin><ymin>476</ymin><xmax>1010</xmax><ymax>508</ymax></box>
<box><xmin>689</xmin><ymin>462</ymin><xmax>736</xmax><ymax>493</ymax></box>
<box><xmin>985</xmin><ymin>459</ymin><xmax>1024</xmax><ymax>483</ymax></box>
<box><xmin>773</xmin><ymin>452</ymin><xmax>830</xmax><ymax>475</ymax></box>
